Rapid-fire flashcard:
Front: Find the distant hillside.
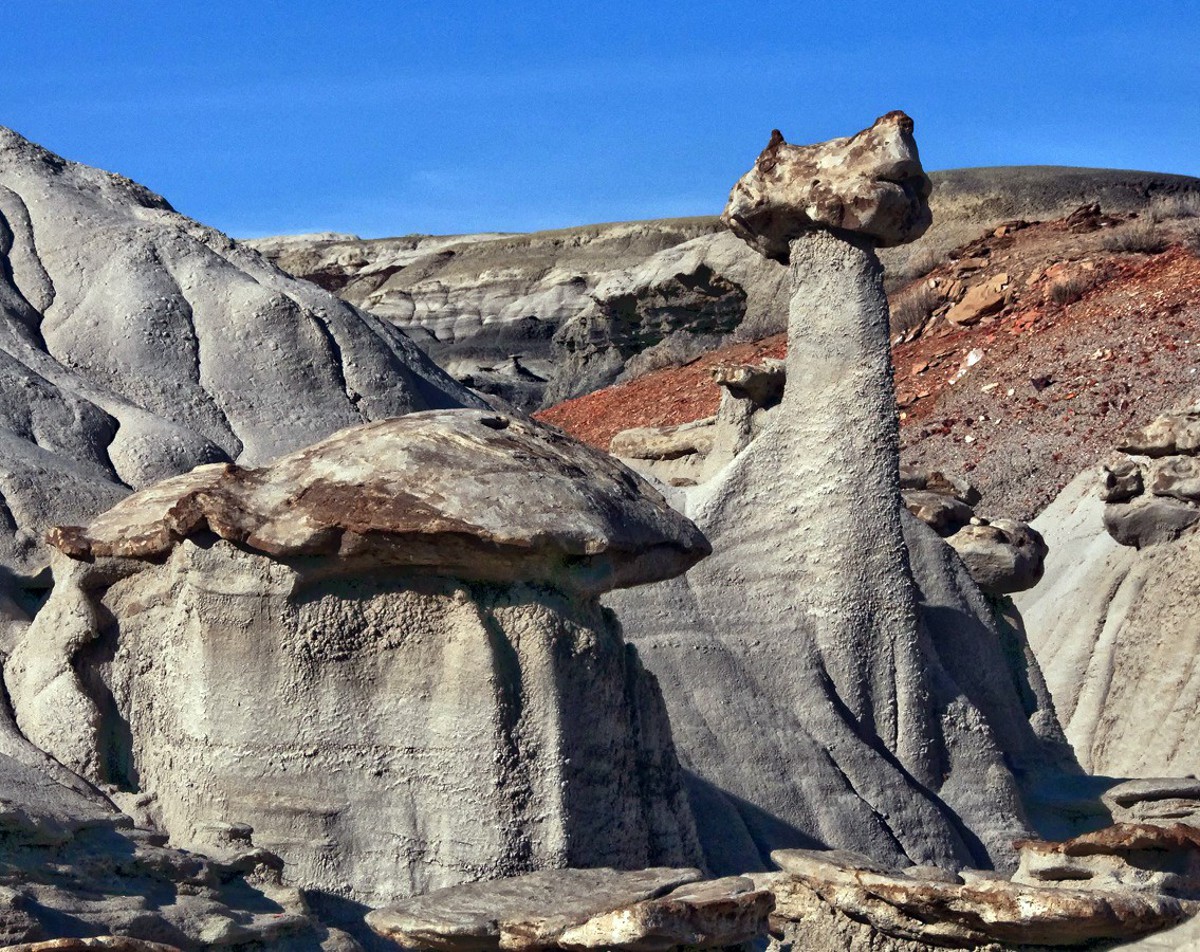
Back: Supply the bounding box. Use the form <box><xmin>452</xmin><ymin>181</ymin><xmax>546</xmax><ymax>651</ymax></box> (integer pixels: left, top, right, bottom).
<box><xmin>250</xmin><ymin>167</ymin><xmax>1200</xmax><ymax>410</ymax></box>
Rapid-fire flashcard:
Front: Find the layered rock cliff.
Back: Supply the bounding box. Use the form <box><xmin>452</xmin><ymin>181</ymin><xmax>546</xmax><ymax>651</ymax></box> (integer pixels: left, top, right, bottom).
<box><xmin>251</xmin><ymin>168</ymin><xmax>1200</xmax><ymax>411</ymax></box>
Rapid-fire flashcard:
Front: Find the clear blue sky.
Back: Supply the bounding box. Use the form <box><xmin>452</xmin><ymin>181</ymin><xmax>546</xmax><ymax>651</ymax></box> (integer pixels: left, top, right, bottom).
<box><xmin>3</xmin><ymin>2</ymin><xmax>1196</xmax><ymax>238</ymax></box>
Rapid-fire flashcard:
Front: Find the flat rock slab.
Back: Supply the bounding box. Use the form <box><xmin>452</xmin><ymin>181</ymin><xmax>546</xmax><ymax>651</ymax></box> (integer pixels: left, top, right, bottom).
<box><xmin>769</xmin><ymin>847</ymin><xmax>1192</xmax><ymax>947</ymax></box>
<box><xmin>48</xmin><ymin>410</ymin><xmax>711</xmax><ymax>596</ymax></box>
<box><xmin>366</xmin><ymin>867</ymin><xmax>773</xmax><ymax>951</ymax></box>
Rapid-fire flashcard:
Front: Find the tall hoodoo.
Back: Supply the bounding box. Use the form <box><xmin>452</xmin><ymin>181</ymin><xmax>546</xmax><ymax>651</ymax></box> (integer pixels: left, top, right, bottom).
<box><xmin>610</xmin><ymin>113</ymin><xmax>1076</xmax><ymax>873</ymax></box>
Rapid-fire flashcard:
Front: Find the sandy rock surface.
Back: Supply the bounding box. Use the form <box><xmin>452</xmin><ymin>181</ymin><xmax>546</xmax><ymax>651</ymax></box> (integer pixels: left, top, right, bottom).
<box><xmin>366</xmin><ymin>867</ymin><xmax>772</xmax><ymax>951</ymax></box>
<box><xmin>1017</xmin><ymin>467</ymin><xmax>1200</xmax><ymax>777</ymax></box>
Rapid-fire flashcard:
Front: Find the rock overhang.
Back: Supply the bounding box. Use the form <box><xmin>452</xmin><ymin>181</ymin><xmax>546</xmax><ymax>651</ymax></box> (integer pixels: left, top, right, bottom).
<box><xmin>721</xmin><ymin>111</ymin><xmax>933</xmax><ymax>262</ymax></box>
<box><xmin>46</xmin><ymin>409</ymin><xmax>711</xmax><ymax>597</ymax></box>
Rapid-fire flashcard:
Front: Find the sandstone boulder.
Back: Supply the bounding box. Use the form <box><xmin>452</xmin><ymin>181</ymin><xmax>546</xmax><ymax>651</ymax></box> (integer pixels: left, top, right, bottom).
<box><xmin>762</xmin><ymin>843</ymin><xmax>1192</xmax><ymax>950</ymax></box>
<box><xmin>366</xmin><ymin>867</ymin><xmax>773</xmax><ymax>952</ymax></box>
<box><xmin>943</xmin><ymin>274</ymin><xmax>1008</xmax><ymax>326</ymax></box>
<box><xmin>1014</xmin><ymin>823</ymin><xmax>1200</xmax><ymax>899</ymax></box>
<box><xmin>1104</xmin><ymin>779</ymin><xmax>1200</xmax><ymax>827</ymax></box>
<box><xmin>1117</xmin><ymin>410</ymin><xmax>1200</xmax><ymax>458</ymax></box>
<box><xmin>721</xmin><ymin>112</ymin><xmax>932</xmax><ymax>262</ymax></box>
<box><xmin>900</xmin><ymin>490</ymin><xmax>974</xmax><ymax>535</ymax></box>
<box><xmin>5</xmin><ymin>412</ymin><xmax>708</xmax><ymax>909</ymax></box>
<box><xmin>1101</xmin><ymin>458</ymin><xmax>1145</xmax><ymax>502</ymax></box>
<box><xmin>944</xmin><ymin>518</ymin><xmax>1048</xmax><ymax>595</ymax></box>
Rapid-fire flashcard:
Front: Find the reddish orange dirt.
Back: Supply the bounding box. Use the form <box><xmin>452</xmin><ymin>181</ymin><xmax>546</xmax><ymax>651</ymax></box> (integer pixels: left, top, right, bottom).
<box><xmin>537</xmin><ymin>241</ymin><xmax>1200</xmax><ymax>519</ymax></box>
<box><xmin>536</xmin><ymin>335</ymin><xmax>786</xmax><ymax>450</ymax></box>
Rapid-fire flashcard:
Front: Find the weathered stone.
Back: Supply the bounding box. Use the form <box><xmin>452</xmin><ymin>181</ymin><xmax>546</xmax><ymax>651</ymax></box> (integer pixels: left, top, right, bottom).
<box><xmin>610</xmin><ymin>419</ymin><xmax>717</xmax><ymax>463</ymax></box>
<box><xmin>1104</xmin><ymin>495</ymin><xmax>1200</xmax><ymax>548</ymax></box>
<box><xmin>363</xmin><ymin>867</ymin><xmax>769</xmax><ymax>951</ymax></box>
<box><xmin>1014</xmin><ymin>823</ymin><xmax>1200</xmax><ymax>900</ymax></box>
<box><xmin>555</xmin><ymin>876</ymin><xmax>773</xmax><ymax>951</ymax></box>
<box><xmin>898</xmin><ymin>466</ymin><xmax>981</xmax><ymax>505</ymax></box>
<box><xmin>901</xmin><ymin>490</ymin><xmax>974</xmax><ymax>535</ymax></box>
<box><xmin>766</xmin><ymin>846</ymin><xmax>1191</xmax><ymax>948</ymax></box>
<box><xmin>1118</xmin><ymin>410</ymin><xmax>1200</xmax><ymax>458</ymax></box>
<box><xmin>721</xmin><ymin>112</ymin><xmax>932</xmax><ymax>262</ymax></box>
<box><xmin>944</xmin><ymin>518</ymin><xmax>1048</xmax><ymax>594</ymax></box>
<box><xmin>46</xmin><ymin>411</ymin><xmax>711</xmax><ymax>597</ymax></box>
<box><xmin>0</xmin><ymin>125</ymin><xmax>480</xmax><ymax>581</ymax></box>
<box><xmin>711</xmin><ymin>358</ymin><xmax>786</xmax><ymax>407</ymax></box>
<box><xmin>1102</xmin><ymin>458</ymin><xmax>1145</xmax><ymax>502</ymax></box>
<box><xmin>1104</xmin><ymin>779</ymin><xmax>1200</xmax><ymax>826</ymax></box>
<box><xmin>1150</xmin><ymin>455</ymin><xmax>1200</xmax><ymax>501</ymax></box>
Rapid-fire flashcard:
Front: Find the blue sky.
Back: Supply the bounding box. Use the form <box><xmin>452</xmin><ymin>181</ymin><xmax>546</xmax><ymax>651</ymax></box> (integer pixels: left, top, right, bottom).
<box><xmin>3</xmin><ymin>2</ymin><xmax>1197</xmax><ymax>237</ymax></box>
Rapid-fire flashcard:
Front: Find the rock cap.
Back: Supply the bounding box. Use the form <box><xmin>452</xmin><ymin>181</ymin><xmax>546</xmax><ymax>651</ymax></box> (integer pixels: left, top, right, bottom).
<box><xmin>722</xmin><ymin>111</ymin><xmax>932</xmax><ymax>262</ymax></box>
<box><xmin>47</xmin><ymin>410</ymin><xmax>711</xmax><ymax>596</ymax></box>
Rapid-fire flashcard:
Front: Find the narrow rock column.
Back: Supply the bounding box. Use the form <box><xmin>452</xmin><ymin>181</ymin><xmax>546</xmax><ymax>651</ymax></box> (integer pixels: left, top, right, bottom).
<box><xmin>780</xmin><ymin>229</ymin><xmax>924</xmax><ymax>747</ymax></box>
<box><xmin>703</xmin><ymin>112</ymin><xmax>938</xmax><ymax>770</ymax></box>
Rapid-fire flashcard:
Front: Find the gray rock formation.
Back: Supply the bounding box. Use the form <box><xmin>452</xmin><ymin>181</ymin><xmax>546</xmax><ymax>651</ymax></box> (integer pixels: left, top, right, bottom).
<box><xmin>0</xmin><ymin>689</ymin><xmax>349</xmax><ymax>950</ymax></box>
<box><xmin>1100</xmin><ymin>413</ymin><xmax>1200</xmax><ymax>549</ymax></box>
<box><xmin>609</xmin><ymin>118</ymin><xmax>1078</xmax><ymax>876</ymax></box>
<box><xmin>0</xmin><ymin>125</ymin><xmax>479</xmax><ymax>586</ymax></box>
<box><xmin>365</xmin><ymin>867</ymin><xmax>773</xmax><ymax>951</ymax></box>
<box><xmin>5</xmin><ymin>411</ymin><xmax>708</xmax><ymax>911</ymax></box>
<box><xmin>1017</xmin><ymin>466</ymin><xmax>1200</xmax><ymax>777</ymax></box>
<box><xmin>611</xmin><ymin>361</ymin><xmax>1048</xmax><ymax>595</ymax></box>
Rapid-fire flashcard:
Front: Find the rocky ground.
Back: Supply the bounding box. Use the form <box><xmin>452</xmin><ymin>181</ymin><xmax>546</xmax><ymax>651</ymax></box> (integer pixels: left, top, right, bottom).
<box><xmin>539</xmin><ymin>209</ymin><xmax>1200</xmax><ymax>519</ymax></box>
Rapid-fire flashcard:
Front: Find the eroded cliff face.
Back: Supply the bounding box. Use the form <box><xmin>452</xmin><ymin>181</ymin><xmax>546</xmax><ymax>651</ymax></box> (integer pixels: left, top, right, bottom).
<box><xmin>5</xmin><ymin>411</ymin><xmax>708</xmax><ymax>908</ymax></box>
<box><xmin>1017</xmin><ymin>445</ymin><xmax>1200</xmax><ymax>779</ymax></box>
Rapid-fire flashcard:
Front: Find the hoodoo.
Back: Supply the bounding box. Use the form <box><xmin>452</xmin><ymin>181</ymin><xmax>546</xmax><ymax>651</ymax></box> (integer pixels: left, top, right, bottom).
<box><xmin>5</xmin><ymin>411</ymin><xmax>710</xmax><ymax>907</ymax></box>
<box><xmin>610</xmin><ymin>113</ymin><xmax>1078</xmax><ymax>873</ymax></box>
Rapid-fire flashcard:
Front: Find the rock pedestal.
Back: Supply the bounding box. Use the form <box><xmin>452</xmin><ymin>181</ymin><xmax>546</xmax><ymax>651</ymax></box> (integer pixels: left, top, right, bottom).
<box><xmin>5</xmin><ymin>411</ymin><xmax>709</xmax><ymax>907</ymax></box>
<box><xmin>610</xmin><ymin>114</ymin><xmax>1078</xmax><ymax>874</ymax></box>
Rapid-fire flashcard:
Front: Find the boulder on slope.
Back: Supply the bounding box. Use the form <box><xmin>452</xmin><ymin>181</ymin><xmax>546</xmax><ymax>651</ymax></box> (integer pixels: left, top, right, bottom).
<box><xmin>5</xmin><ymin>411</ymin><xmax>708</xmax><ymax>908</ymax></box>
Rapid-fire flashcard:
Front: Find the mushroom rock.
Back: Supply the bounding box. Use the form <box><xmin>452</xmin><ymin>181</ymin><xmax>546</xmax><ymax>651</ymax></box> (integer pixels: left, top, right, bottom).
<box><xmin>721</xmin><ymin>112</ymin><xmax>933</xmax><ymax>263</ymax></box>
<box><xmin>610</xmin><ymin>116</ymin><xmax>1078</xmax><ymax>875</ymax></box>
<box><xmin>4</xmin><ymin>410</ymin><xmax>708</xmax><ymax>908</ymax></box>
